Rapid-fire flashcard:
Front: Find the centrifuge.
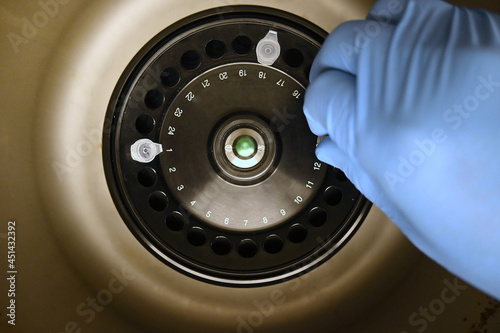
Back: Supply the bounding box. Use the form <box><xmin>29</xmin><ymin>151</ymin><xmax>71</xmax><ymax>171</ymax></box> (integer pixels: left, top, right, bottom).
<box><xmin>0</xmin><ymin>0</ymin><xmax>499</xmax><ymax>332</ymax></box>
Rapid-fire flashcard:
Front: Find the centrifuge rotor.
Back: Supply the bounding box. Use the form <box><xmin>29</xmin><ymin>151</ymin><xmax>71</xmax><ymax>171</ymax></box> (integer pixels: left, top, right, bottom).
<box><xmin>103</xmin><ymin>6</ymin><xmax>371</xmax><ymax>286</ymax></box>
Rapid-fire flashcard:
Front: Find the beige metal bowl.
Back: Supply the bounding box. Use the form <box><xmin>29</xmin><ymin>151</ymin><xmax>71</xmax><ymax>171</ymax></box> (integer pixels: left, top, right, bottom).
<box><xmin>1</xmin><ymin>0</ymin><xmax>499</xmax><ymax>332</ymax></box>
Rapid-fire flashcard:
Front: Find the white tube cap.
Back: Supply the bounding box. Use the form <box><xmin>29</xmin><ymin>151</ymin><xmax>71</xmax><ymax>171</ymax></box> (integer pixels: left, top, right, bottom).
<box><xmin>130</xmin><ymin>139</ymin><xmax>163</xmax><ymax>163</ymax></box>
<box><xmin>256</xmin><ymin>30</ymin><xmax>281</xmax><ymax>66</ymax></box>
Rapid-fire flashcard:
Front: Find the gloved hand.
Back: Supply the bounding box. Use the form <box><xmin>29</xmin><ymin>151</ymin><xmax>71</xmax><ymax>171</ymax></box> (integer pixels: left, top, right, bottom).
<box><xmin>304</xmin><ymin>0</ymin><xmax>500</xmax><ymax>300</ymax></box>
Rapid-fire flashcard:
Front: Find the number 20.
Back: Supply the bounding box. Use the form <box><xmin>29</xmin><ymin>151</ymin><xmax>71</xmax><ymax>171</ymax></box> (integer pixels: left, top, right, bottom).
<box><xmin>219</xmin><ymin>72</ymin><xmax>228</xmax><ymax>80</ymax></box>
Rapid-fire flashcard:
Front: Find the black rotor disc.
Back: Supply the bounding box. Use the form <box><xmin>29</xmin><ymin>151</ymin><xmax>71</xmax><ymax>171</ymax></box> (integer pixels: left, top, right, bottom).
<box><xmin>103</xmin><ymin>6</ymin><xmax>371</xmax><ymax>287</ymax></box>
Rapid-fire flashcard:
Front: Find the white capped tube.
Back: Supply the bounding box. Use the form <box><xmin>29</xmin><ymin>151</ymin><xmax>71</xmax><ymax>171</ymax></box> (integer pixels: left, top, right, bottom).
<box><xmin>130</xmin><ymin>139</ymin><xmax>163</xmax><ymax>163</ymax></box>
<box><xmin>256</xmin><ymin>30</ymin><xmax>280</xmax><ymax>66</ymax></box>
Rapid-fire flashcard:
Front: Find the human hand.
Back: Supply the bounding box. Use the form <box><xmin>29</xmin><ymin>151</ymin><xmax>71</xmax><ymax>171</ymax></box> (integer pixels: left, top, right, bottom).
<box><xmin>304</xmin><ymin>0</ymin><xmax>500</xmax><ymax>299</ymax></box>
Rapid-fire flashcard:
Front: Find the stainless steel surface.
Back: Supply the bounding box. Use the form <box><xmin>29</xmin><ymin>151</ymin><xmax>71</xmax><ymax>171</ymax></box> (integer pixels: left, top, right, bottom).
<box><xmin>1</xmin><ymin>0</ymin><xmax>499</xmax><ymax>332</ymax></box>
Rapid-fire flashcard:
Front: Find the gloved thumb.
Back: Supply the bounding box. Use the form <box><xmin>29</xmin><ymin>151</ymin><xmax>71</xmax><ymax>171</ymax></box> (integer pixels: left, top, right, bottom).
<box><xmin>316</xmin><ymin>137</ymin><xmax>390</xmax><ymax>215</ymax></box>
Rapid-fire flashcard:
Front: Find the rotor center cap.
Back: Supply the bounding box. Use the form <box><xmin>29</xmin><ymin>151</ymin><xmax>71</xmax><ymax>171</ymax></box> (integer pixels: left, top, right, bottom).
<box><xmin>234</xmin><ymin>136</ymin><xmax>256</xmax><ymax>159</ymax></box>
<box><xmin>225</xmin><ymin>128</ymin><xmax>265</xmax><ymax>169</ymax></box>
<box><xmin>212</xmin><ymin>114</ymin><xmax>278</xmax><ymax>185</ymax></box>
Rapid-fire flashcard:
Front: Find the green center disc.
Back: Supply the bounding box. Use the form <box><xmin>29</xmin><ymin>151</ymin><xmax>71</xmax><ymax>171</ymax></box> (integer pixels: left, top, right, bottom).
<box><xmin>234</xmin><ymin>136</ymin><xmax>256</xmax><ymax>158</ymax></box>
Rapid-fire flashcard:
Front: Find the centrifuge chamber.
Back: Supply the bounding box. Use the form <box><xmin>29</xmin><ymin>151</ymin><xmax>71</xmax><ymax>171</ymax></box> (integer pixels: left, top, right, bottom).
<box><xmin>0</xmin><ymin>0</ymin><xmax>499</xmax><ymax>332</ymax></box>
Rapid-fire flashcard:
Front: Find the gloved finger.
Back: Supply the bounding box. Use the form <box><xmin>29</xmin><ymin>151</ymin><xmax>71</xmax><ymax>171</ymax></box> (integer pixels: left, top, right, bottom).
<box><xmin>366</xmin><ymin>0</ymin><xmax>409</xmax><ymax>24</ymax></box>
<box><xmin>309</xmin><ymin>20</ymin><xmax>396</xmax><ymax>80</ymax></box>
<box><xmin>316</xmin><ymin>138</ymin><xmax>382</xmax><ymax>205</ymax></box>
<box><xmin>316</xmin><ymin>137</ymin><xmax>409</xmax><ymax>231</ymax></box>
<box><xmin>316</xmin><ymin>137</ymin><xmax>367</xmax><ymax>197</ymax></box>
<box><xmin>316</xmin><ymin>137</ymin><xmax>352</xmax><ymax>174</ymax></box>
<box><xmin>304</xmin><ymin>69</ymin><xmax>355</xmax><ymax>147</ymax></box>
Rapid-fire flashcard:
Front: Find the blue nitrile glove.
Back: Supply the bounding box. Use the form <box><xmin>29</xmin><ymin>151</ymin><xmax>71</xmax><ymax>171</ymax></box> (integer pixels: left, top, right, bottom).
<box><xmin>304</xmin><ymin>0</ymin><xmax>500</xmax><ymax>299</ymax></box>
